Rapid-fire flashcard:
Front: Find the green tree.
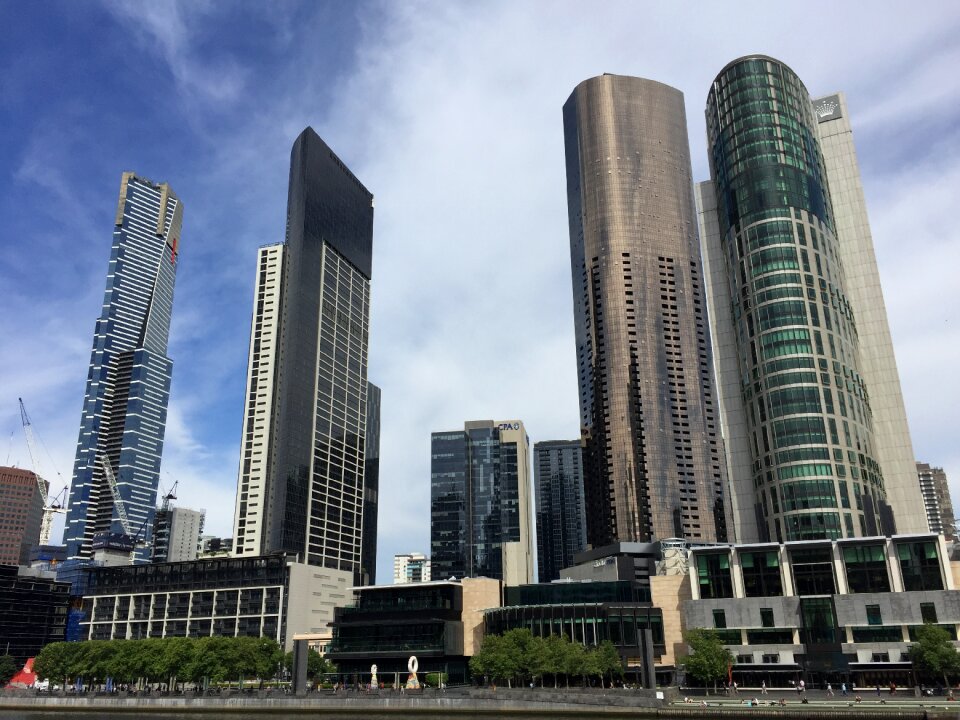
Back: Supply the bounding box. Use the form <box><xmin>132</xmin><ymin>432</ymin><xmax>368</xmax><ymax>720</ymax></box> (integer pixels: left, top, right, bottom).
<box><xmin>593</xmin><ymin>641</ymin><xmax>623</xmax><ymax>688</ymax></box>
<box><xmin>284</xmin><ymin>649</ymin><xmax>335</xmax><ymax>679</ymax></box>
<box><xmin>0</xmin><ymin>655</ymin><xmax>18</xmax><ymax>686</ymax></box>
<box><xmin>563</xmin><ymin>641</ymin><xmax>586</xmax><ymax>688</ymax></box>
<box><xmin>679</xmin><ymin>628</ymin><xmax>734</xmax><ymax>694</ymax></box>
<box><xmin>34</xmin><ymin>641</ymin><xmax>87</xmax><ymax>688</ymax></box>
<box><xmin>543</xmin><ymin>634</ymin><xmax>568</xmax><ymax>688</ymax></box>
<box><xmin>160</xmin><ymin>637</ymin><xmax>195</xmax><ymax>690</ymax></box>
<box><xmin>525</xmin><ymin>636</ymin><xmax>550</xmax><ymax>687</ymax></box>
<box><xmin>909</xmin><ymin>624</ymin><xmax>960</xmax><ymax>687</ymax></box>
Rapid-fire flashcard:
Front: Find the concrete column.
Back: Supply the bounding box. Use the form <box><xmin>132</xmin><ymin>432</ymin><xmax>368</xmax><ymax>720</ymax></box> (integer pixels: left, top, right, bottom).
<box><xmin>730</xmin><ymin>549</ymin><xmax>745</xmax><ymax>598</ymax></box>
<box><xmin>832</xmin><ymin>542</ymin><xmax>848</xmax><ymax>594</ymax></box>
<box><xmin>887</xmin><ymin>538</ymin><xmax>904</xmax><ymax>593</ymax></box>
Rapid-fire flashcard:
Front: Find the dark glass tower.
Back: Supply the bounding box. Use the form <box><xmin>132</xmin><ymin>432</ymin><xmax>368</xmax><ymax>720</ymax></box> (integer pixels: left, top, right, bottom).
<box><xmin>64</xmin><ymin>173</ymin><xmax>183</xmax><ymax>561</ymax></box>
<box><xmin>430</xmin><ymin>421</ymin><xmax>533</xmax><ymax>584</ymax></box>
<box><xmin>534</xmin><ymin>440</ymin><xmax>587</xmax><ymax>582</ymax></box>
<box><xmin>232</xmin><ymin>128</ymin><xmax>374</xmax><ymax>579</ymax></box>
<box><xmin>563</xmin><ymin>75</ymin><xmax>729</xmax><ymax>545</ymax></box>
<box><xmin>700</xmin><ymin>56</ymin><xmax>890</xmax><ymax>541</ymax></box>
<box><xmin>361</xmin><ymin>381</ymin><xmax>380</xmax><ymax>584</ymax></box>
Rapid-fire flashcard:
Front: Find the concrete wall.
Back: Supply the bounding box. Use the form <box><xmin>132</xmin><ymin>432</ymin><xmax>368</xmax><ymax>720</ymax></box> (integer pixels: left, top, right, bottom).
<box><xmin>461</xmin><ymin>577</ymin><xmax>501</xmax><ymax>656</ymax></box>
<box><xmin>651</xmin><ymin>573</ymin><xmax>690</xmax><ymax>667</ymax></box>
<box><xmin>286</xmin><ymin>563</ymin><xmax>352</xmax><ymax>651</ymax></box>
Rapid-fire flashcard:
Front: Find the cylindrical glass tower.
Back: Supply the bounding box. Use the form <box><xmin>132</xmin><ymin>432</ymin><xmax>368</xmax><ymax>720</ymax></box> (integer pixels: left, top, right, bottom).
<box><xmin>705</xmin><ymin>56</ymin><xmax>889</xmax><ymax>541</ymax></box>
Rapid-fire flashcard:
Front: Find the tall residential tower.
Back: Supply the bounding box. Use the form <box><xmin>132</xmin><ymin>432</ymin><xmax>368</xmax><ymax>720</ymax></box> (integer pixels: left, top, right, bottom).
<box><xmin>697</xmin><ymin>55</ymin><xmax>913</xmax><ymax>542</ymax></box>
<box><xmin>563</xmin><ymin>75</ymin><xmax>729</xmax><ymax>545</ymax></box>
<box><xmin>534</xmin><ymin>440</ymin><xmax>587</xmax><ymax>582</ymax></box>
<box><xmin>64</xmin><ymin>173</ymin><xmax>182</xmax><ymax>561</ymax></box>
<box><xmin>232</xmin><ymin>128</ymin><xmax>375</xmax><ymax>583</ymax></box>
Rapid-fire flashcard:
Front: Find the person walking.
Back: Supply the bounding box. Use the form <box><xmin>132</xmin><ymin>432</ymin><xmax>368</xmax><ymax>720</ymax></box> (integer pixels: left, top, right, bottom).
<box><xmin>841</xmin><ymin>682</ymin><xmax>848</xmax><ymax>697</ymax></box>
<box><xmin>761</xmin><ymin>681</ymin><xmax>767</xmax><ymax>695</ymax></box>
<box><xmin>827</xmin><ymin>682</ymin><xmax>834</xmax><ymax>696</ymax></box>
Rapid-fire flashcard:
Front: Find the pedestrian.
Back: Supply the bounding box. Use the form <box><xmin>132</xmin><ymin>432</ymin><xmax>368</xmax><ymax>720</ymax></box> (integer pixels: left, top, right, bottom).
<box><xmin>733</xmin><ymin>681</ymin><xmax>739</xmax><ymax>694</ymax></box>
<box><xmin>875</xmin><ymin>684</ymin><xmax>881</xmax><ymax>696</ymax></box>
<box><xmin>761</xmin><ymin>681</ymin><xmax>767</xmax><ymax>695</ymax></box>
<box><xmin>841</xmin><ymin>682</ymin><xmax>847</xmax><ymax>696</ymax></box>
<box><xmin>827</xmin><ymin>682</ymin><xmax>834</xmax><ymax>696</ymax></box>
<box><xmin>889</xmin><ymin>681</ymin><xmax>896</xmax><ymax>695</ymax></box>
<box><xmin>799</xmin><ymin>679</ymin><xmax>805</xmax><ymax>694</ymax></box>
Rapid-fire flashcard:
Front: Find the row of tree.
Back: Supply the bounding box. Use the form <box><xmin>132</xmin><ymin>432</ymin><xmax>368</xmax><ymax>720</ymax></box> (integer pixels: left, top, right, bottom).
<box><xmin>33</xmin><ymin>637</ymin><xmax>284</xmax><ymax>688</ymax></box>
<box><xmin>469</xmin><ymin>628</ymin><xmax>623</xmax><ymax>688</ymax></box>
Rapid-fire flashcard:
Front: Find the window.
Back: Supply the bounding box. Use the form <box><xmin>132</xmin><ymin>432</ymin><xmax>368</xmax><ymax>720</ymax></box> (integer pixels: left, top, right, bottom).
<box><xmin>760</xmin><ymin>608</ymin><xmax>775</xmax><ymax>628</ymax></box>
<box><xmin>741</xmin><ymin>551</ymin><xmax>783</xmax><ymax>597</ymax></box>
<box><xmin>713</xmin><ymin>609</ymin><xmax>727</xmax><ymax>628</ymax></box>
<box><xmin>697</xmin><ymin>553</ymin><xmax>734</xmax><ymax>599</ymax></box>
<box><xmin>762</xmin><ymin>653</ymin><xmax>780</xmax><ymax>664</ymax></box>
<box><xmin>897</xmin><ymin>541</ymin><xmax>943</xmax><ymax>591</ymax></box>
<box><xmin>799</xmin><ymin>597</ymin><xmax>837</xmax><ymax>644</ymax></box>
<box><xmin>920</xmin><ymin>602</ymin><xmax>938</xmax><ymax>624</ymax></box>
<box><xmin>843</xmin><ymin>545</ymin><xmax>890</xmax><ymax>593</ymax></box>
<box><xmin>790</xmin><ymin>547</ymin><xmax>836</xmax><ymax>595</ymax></box>
<box><xmin>866</xmin><ymin>604</ymin><xmax>882</xmax><ymax>626</ymax></box>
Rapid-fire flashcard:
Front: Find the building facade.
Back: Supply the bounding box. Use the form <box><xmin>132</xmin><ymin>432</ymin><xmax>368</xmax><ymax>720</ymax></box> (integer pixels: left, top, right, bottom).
<box><xmin>361</xmin><ymin>382</ymin><xmax>380</xmax><ymax>584</ymax></box>
<box><xmin>0</xmin><ymin>466</ymin><xmax>46</xmax><ymax>565</ymax></box>
<box><xmin>815</xmin><ymin>93</ymin><xmax>927</xmax><ymax>534</ymax></box>
<box><xmin>79</xmin><ymin>554</ymin><xmax>351</xmax><ymax>651</ymax></box>
<box><xmin>394</xmin><ymin>552</ymin><xmax>431</xmax><ymax>584</ymax></box>
<box><xmin>431</xmin><ymin>420</ymin><xmax>534</xmax><ymax>584</ymax></box>
<box><xmin>232</xmin><ymin>128</ymin><xmax>374</xmax><ymax>583</ymax></box>
<box><xmin>563</xmin><ymin>74</ymin><xmax>729</xmax><ymax>546</ymax></box>
<box><xmin>534</xmin><ymin>440</ymin><xmax>587</xmax><ymax>582</ymax></box>
<box><xmin>152</xmin><ymin>505</ymin><xmax>205</xmax><ymax>563</ymax></box>
<box><xmin>698</xmin><ymin>56</ymin><xmax>894</xmax><ymax>542</ymax></box>
<box><xmin>64</xmin><ymin>172</ymin><xmax>183</xmax><ymax>561</ymax></box>
<box><xmin>917</xmin><ymin>463</ymin><xmax>955</xmax><ymax>538</ymax></box>
<box><xmin>684</xmin><ymin>534</ymin><xmax>960</xmax><ymax>688</ymax></box>
<box><xmin>0</xmin><ymin>565</ymin><xmax>70</xmax><ymax>664</ymax></box>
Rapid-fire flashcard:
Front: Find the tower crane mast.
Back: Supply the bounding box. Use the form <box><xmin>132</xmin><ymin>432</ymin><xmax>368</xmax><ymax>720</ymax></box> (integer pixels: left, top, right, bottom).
<box><xmin>18</xmin><ymin>398</ymin><xmax>66</xmax><ymax>545</ymax></box>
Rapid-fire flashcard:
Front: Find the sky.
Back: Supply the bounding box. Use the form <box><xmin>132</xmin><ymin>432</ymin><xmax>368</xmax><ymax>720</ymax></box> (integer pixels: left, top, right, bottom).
<box><xmin>1</xmin><ymin>1</ymin><xmax>959</xmax><ymax>582</ymax></box>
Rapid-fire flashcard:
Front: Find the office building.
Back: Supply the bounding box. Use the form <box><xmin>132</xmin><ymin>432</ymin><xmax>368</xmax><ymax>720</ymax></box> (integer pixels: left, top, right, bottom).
<box><xmin>79</xmin><ymin>554</ymin><xmax>348</xmax><ymax>650</ymax></box>
<box><xmin>917</xmin><ymin>463</ymin><xmax>955</xmax><ymax>538</ymax></box>
<box><xmin>684</xmin><ymin>533</ymin><xmax>960</xmax><ymax>688</ymax></box>
<box><xmin>431</xmin><ymin>420</ymin><xmax>534</xmax><ymax>584</ymax></box>
<box><xmin>816</xmin><ymin>94</ymin><xmax>927</xmax><ymax>533</ymax></box>
<box><xmin>361</xmin><ymin>382</ymin><xmax>380</xmax><ymax>584</ymax></box>
<box><xmin>394</xmin><ymin>552</ymin><xmax>431</xmax><ymax>584</ymax></box>
<box><xmin>697</xmin><ymin>55</ymin><xmax>896</xmax><ymax>542</ymax></box>
<box><xmin>563</xmin><ymin>74</ymin><xmax>729</xmax><ymax>547</ymax></box>
<box><xmin>0</xmin><ymin>565</ymin><xmax>70</xmax><ymax>664</ymax></box>
<box><xmin>533</xmin><ymin>441</ymin><xmax>586</xmax><ymax>582</ymax></box>
<box><xmin>198</xmin><ymin>536</ymin><xmax>232</xmax><ymax>558</ymax></box>
<box><xmin>232</xmin><ymin>127</ymin><xmax>374</xmax><ymax>584</ymax></box>
<box><xmin>0</xmin><ymin>466</ymin><xmax>46</xmax><ymax>565</ymax></box>
<box><xmin>151</xmin><ymin>505</ymin><xmax>205</xmax><ymax>563</ymax></box>
<box><xmin>63</xmin><ymin>173</ymin><xmax>183</xmax><ymax>561</ymax></box>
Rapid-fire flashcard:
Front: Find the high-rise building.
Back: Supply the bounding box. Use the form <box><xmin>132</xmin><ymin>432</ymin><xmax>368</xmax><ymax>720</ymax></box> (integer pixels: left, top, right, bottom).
<box><xmin>697</xmin><ymin>55</ymin><xmax>899</xmax><ymax>542</ymax></box>
<box><xmin>151</xmin><ymin>505</ymin><xmax>205</xmax><ymax>563</ymax></box>
<box><xmin>393</xmin><ymin>552</ymin><xmax>431</xmax><ymax>584</ymax></box>
<box><xmin>0</xmin><ymin>467</ymin><xmax>46</xmax><ymax>565</ymax></box>
<box><xmin>430</xmin><ymin>420</ymin><xmax>534</xmax><ymax>584</ymax></box>
<box><xmin>563</xmin><ymin>74</ymin><xmax>730</xmax><ymax>546</ymax></box>
<box><xmin>361</xmin><ymin>382</ymin><xmax>380</xmax><ymax>584</ymax></box>
<box><xmin>533</xmin><ymin>441</ymin><xmax>587</xmax><ymax>582</ymax></box>
<box><xmin>814</xmin><ymin>93</ymin><xmax>927</xmax><ymax>533</ymax></box>
<box><xmin>63</xmin><ymin>173</ymin><xmax>183</xmax><ymax>561</ymax></box>
<box><xmin>232</xmin><ymin>128</ymin><xmax>374</xmax><ymax>583</ymax></box>
<box><xmin>917</xmin><ymin>463</ymin><xmax>955</xmax><ymax>538</ymax></box>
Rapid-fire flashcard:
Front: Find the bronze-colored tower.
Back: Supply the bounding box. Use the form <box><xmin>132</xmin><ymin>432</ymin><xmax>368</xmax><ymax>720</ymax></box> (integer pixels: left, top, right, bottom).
<box><xmin>563</xmin><ymin>74</ymin><xmax>729</xmax><ymax>545</ymax></box>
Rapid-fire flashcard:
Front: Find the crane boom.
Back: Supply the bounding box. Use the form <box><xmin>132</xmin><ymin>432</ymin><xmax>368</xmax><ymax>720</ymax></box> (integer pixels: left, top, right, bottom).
<box><xmin>99</xmin><ymin>455</ymin><xmax>133</xmax><ymax>537</ymax></box>
<box><xmin>18</xmin><ymin>398</ymin><xmax>49</xmax><ymax>505</ymax></box>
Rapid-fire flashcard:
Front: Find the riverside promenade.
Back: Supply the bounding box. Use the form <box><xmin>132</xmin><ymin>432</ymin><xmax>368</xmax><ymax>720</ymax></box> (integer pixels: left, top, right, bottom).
<box><xmin>1</xmin><ymin>687</ymin><xmax>959</xmax><ymax>718</ymax></box>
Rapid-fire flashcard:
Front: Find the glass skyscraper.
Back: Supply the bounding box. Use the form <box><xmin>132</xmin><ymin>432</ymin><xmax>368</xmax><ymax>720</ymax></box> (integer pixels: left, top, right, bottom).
<box><xmin>232</xmin><ymin>128</ymin><xmax>375</xmax><ymax>581</ymax></box>
<box><xmin>64</xmin><ymin>173</ymin><xmax>183</xmax><ymax>561</ymax></box>
<box><xmin>697</xmin><ymin>55</ymin><xmax>894</xmax><ymax>541</ymax></box>
<box><xmin>430</xmin><ymin>420</ymin><xmax>534</xmax><ymax>585</ymax></box>
<box><xmin>563</xmin><ymin>74</ymin><xmax>730</xmax><ymax>546</ymax></box>
<box><xmin>534</xmin><ymin>440</ymin><xmax>587</xmax><ymax>582</ymax></box>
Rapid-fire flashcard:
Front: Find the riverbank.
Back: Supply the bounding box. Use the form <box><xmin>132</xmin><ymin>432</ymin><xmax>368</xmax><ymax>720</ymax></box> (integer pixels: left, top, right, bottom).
<box><xmin>1</xmin><ymin>687</ymin><xmax>959</xmax><ymax>718</ymax></box>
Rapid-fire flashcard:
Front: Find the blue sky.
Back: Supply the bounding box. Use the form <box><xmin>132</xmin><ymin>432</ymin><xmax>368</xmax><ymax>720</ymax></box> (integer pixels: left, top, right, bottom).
<box><xmin>2</xmin><ymin>1</ymin><xmax>959</xmax><ymax>581</ymax></box>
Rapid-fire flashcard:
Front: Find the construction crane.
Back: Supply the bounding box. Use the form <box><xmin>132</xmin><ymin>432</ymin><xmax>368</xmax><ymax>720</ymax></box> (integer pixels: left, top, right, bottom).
<box><xmin>159</xmin><ymin>479</ymin><xmax>178</xmax><ymax>512</ymax></box>
<box><xmin>18</xmin><ymin>398</ymin><xmax>67</xmax><ymax>545</ymax></box>
<box><xmin>97</xmin><ymin>455</ymin><xmax>149</xmax><ymax>563</ymax></box>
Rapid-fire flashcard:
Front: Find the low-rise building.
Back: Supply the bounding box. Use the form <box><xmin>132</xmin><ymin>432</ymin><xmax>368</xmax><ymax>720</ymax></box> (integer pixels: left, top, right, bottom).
<box><xmin>326</xmin><ymin>577</ymin><xmax>501</xmax><ymax>684</ymax></box>
<box><xmin>683</xmin><ymin>534</ymin><xmax>960</xmax><ymax>688</ymax></box>
<box><xmin>79</xmin><ymin>554</ymin><xmax>351</xmax><ymax>651</ymax></box>
<box><xmin>0</xmin><ymin>564</ymin><xmax>70</xmax><ymax>664</ymax></box>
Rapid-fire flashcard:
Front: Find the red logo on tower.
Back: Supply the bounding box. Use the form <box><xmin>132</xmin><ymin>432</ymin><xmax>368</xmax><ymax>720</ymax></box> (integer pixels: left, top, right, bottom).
<box><xmin>170</xmin><ymin>237</ymin><xmax>179</xmax><ymax>264</ymax></box>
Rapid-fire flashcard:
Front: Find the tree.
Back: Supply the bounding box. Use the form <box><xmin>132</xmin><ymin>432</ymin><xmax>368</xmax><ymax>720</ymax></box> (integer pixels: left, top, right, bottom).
<box><xmin>34</xmin><ymin>641</ymin><xmax>87</xmax><ymax>688</ymax></box>
<box><xmin>0</xmin><ymin>655</ymin><xmax>17</xmax><ymax>686</ymax></box>
<box><xmin>563</xmin><ymin>641</ymin><xmax>586</xmax><ymax>688</ymax></box>
<box><xmin>543</xmin><ymin>634</ymin><xmax>567</xmax><ymax>688</ymax></box>
<box><xmin>679</xmin><ymin>628</ymin><xmax>734</xmax><ymax>694</ymax></box>
<box><xmin>593</xmin><ymin>641</ymin><xmax>623</xmax><ymax>688</ymax></box>
<box><xmin>284</xmin><ymin>648</ymin><xmax>336</xmax><ymax>679</ymax></box>
<box><xmin>909</xmin><ymin>624</ymin><xmax>960</xmax><ymax>687</ymax></box>
<box><xmin>525</xmin><ymin>636</ymin><xmax>550</xmax><ymax>687</ymax></box>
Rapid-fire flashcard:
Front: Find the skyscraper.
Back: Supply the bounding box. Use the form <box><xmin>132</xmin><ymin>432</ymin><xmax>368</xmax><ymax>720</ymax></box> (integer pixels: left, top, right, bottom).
<box><xmin>0</xmin><ymin>467</ymin><xmax>46</xmax><ymax>565</ymax></box>
<box><xmin>697</xmin><ymin>55</ymin><xmax>897</xmax><ymax>542</ymax></box>
<box><xmin>151</xmin><ymin>505</ymin><xmax>204</xmax><ymax>563</ymax></box>
<box><xmin>534</xmin><ymin>440</ymin><xmax>586</xmax><ymax>582</ymax></box>
<box><xmin>64</xmin><ymin>173</ymin><xmax>182</xmax><ymax>561</ymax></box>
<box><xmin>563</xmin><ymin>74</ymin><xmax>729</xmax><ymax>546</ymax></box>
<box><xmin>430</xmin><ymin>420</ymin><xmax>534</xmax><ymax>584</ymax></box>
<box><xmin>232</xmin><ymin>128</ymin><xmax>374</xmax><ymax>581</ymax></box>
<box><xmin>917</xmin><ymin>462</ymin><xmax>955</xmax><ymax>538</ymax></box>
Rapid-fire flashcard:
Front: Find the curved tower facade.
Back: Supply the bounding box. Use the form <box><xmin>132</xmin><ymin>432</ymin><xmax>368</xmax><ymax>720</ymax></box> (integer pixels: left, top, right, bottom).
<box><xmin>700</xmin><ymin>56</ymin><xmax>891</xmax><ymax>541</ymax></box>
<box><xmin>564</xmin><ymin>74</ymin><xmax>729</xmax><ymax>545</ymax></box>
